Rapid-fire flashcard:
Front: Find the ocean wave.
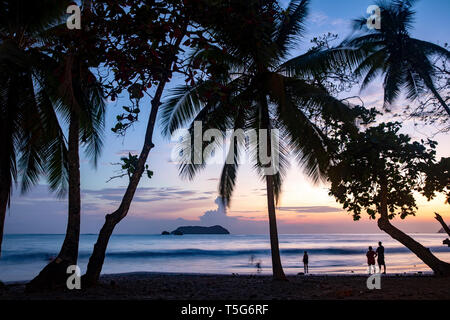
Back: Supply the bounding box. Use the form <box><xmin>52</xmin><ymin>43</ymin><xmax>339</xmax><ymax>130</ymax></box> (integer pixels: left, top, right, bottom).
<box><xmin>2</xmin><ymin>246</ymin><xmax>449</xmax><ymax>262</ymax></box>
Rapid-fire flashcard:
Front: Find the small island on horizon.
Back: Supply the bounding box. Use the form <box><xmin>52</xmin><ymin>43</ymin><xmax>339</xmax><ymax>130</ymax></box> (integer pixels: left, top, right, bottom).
<box><xmin>161</xmin><ymin>225</ymin><xmax>230</xmax><ymax>235</ymax></box>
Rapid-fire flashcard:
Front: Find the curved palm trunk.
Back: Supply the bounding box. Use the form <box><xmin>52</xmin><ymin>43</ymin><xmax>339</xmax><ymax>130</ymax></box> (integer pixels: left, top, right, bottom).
<box><xmin>82</xmin><ymin>77</ymin><xmax>169</xmax><ymax>286</ymax></box>
<box><xmin>378</xmin><ymin>182</ymin><xmax>450</xmax><ymax>276</ymax></box>
<box><xmin>426</xmin><ymin>83</ymin><xmax>450</xmax><ymax>117</ymax></box>
<box><xmin>435</xmin><ymin>213</ymin><xmax>450</xmax><ymax>237</ymax></box>
<box><xmin>265</xmin><ymin>175</ymin><xmax>287</xmax><ymax>280</ymax></box>
<box><xmin>82</xmin><ymin>24</ymin><xmax>187</xmax><ymax>286</ymax></box>
<box><xmin>26</xmin><ymin>114</ymin><xmax>81</xmax><ymax>291</ymax></box>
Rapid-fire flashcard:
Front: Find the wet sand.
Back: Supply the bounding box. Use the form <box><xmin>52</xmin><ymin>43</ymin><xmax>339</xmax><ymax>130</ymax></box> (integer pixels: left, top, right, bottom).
<box><xmin>1</xmin><ymin>272</ymin><xmax>449</xmax><ymax>300</ymax></box>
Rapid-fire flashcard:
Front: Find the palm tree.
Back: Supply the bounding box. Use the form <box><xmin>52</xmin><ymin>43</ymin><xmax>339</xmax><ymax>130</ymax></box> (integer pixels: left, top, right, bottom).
<box><xmin>0</xmin><ymin>1</ymin><xmax>105</xmax><ymax>288</ymax></box>
<box><xmin>27</xmin><ymin>49</ymin><xmax>106</xmax><ymax>290</ymax></box>
<box><xmin>160</xmin><ymin>0</ymin><xmax>356</xmax><ymax>280</ymax></box>
<box><xmin>327</xmin><ymin>121</ymin><xmax>450</xmax><ymax>276</ymax></box>
<box><xmin>0</xmin><ymin>0</ymin><xmax>71</xmax><ymax>257</ymax></box>
<box><xmin>26</xmin><ymin>19</ymin><xmax>106</xmax><ymax>290</ymax></box>
<box><xmin>340</xmin><ymin>0</ymin><xmax>450</xmax><ymax>116</ymax></box>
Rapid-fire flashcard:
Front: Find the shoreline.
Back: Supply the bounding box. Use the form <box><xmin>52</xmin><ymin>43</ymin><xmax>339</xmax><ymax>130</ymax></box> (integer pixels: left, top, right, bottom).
<box><xmin>1</xmin><ymin>269</ymin><xmax>435</xmax><ymax>285</ymax></box>
<box><xmin>1</xmin><ymin>272</ymin><xmax>449</xmax><ymax>300</ymax></box>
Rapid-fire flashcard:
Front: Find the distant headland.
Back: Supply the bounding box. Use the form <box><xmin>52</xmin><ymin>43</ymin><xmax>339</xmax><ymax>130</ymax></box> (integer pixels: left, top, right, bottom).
<box><xmin>161</xmin><ymin>225</ymin><xmax>230</xmax><ymax>235</ymax></box>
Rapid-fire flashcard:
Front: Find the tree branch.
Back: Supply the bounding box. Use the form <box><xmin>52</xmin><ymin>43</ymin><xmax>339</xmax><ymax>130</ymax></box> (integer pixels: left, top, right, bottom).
<box><xmin>435</xmin><ymin>212</ymin><xmax>450</xmax><ymax>237</ymax></box>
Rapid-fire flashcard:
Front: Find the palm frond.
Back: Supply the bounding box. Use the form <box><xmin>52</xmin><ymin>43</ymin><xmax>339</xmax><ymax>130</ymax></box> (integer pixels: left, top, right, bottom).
<box><xmin>160</xmin><ymin>84</ymin><xmax>205</xmax><ymax>138</ymax></box>
<box><xmin>176</xmin><ymin>99</ymin><xmax>233</xmax><ymax>181</ymax></box>
<box><xmin>218</xmin><ymin>106</ymin><xmax>248</xmax><ymax>206</ymax></box>
<box><xmin>274</xmin><ymin>0</ymin><xmax>309</xmax><ymax>55</ymax></box>
<box><xmin>0</xmin><ymin>0</ymin><xmax>70</xmax><ymax>36</ymax></box>
<box><xmin>409</xmin><ymin>39</ymin><xmax>450</xmax><ymax>61</ymax></box>
<box><xmin>272</xmin><ymin>89</ymin><xmax>329</xmax><ymax>182</ymax></box>
<box><xmin>354</xmin><ymin>48</ymin><xmax>387</xmax><ymax>90</ymax></box>
<box><xmin>383</xmin><ymin>58</ymin><xmax>406</xmax><ymax>107</ymax></box>
<box><xmin>404</xmin><ymin>70</ymin><xmax>425</xmax><ymax>101</ymax></box>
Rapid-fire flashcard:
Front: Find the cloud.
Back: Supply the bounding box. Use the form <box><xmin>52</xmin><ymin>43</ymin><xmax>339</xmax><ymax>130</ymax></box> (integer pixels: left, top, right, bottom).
<box><xmin>187</xmin><ymin>196</ymin><xmax>211</xmax><ymax>201</ymax></box>
<box><xmin>310</xmin><ymin>12</ymin><xmax>328</xmax><ymax>25</ymax></box>
<box><xmin>5</xmin><ymin>186</ymin><xmax>438</xmax><ymax>235</ymax></box>
<box><xmin>115</xmin><ymin>149</ymin><xmax>140</xmax><ymax>156</ymax></box>
<box><xmin>231</xmin><ymin>210</ymin><xmax>262</xmax><ymax>214</ymax></box>
<box><xmin>83</xmin><ymin>186</ymin><xmax>212</xmax><ymax>204</ymax></box>
<box><xmin>330</xmin><ymin>18</ymin><xmax>349</xmax><ymax>27</ymax></box>
<box><xmin>190</xmin><ymin>197</ymin><xmax>270</xmax><ymax>233</ymax></box>
<box><xmin>199</xmin><ymin>197</ymin><xmax>232</xmax><ymax>225</ymax></box>
<box><xmin>277</xmin><ymin>206</ymin><xmax>343</xmax><ymax>213</ymax></box>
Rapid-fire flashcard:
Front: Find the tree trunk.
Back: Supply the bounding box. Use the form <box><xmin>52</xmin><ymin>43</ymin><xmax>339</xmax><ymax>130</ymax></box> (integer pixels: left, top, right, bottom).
<box><xmin>0</xmin><ymin>177</ymin><xmax>9</xmax><ymax>258</ymax></box>
<box><xmin>377</xmin><ymin>182</ymin><xmax>450</xmax><ymax>276</ymax></box>
<box><xmin>82</xmin><ymin>76</ymin><xmax>170</xmax><ymax>286</ymax></box>
<box><xmin>0</xmin><ymin>108</ymin><xmax>13</xmax><ymax>258</ymax></box>
<box><xmin>435</xmin><ymin>212</ymin><xmax>450</xmax><ymax>237</ymax></box>
<box><xmin>26</xmin><ymin>114</ymin><xmax>81</xmax><ymax>291</ymax></box>
<box><xmin>266</xmin><ymin>174</ymin><xmax>287</xmax><ymax>281</ymax></box>
<box><xmin>60</xmin><ymin>113</ymin><xmax>81</xmax><ymax>263</ymax></box>
<box><xmin>82</xmin><ymin>23</ymin><xmax>188</xmax><ymax>287</ymax></box>
<box><xmin>260</xmin><ymin>92</ymin><xmax>287</xmax><ymax>281</ymax></box>
<box><xmin>428</xmin><ymin>85</ymin><xmax>450</xmax><ymax>117</ymax></box>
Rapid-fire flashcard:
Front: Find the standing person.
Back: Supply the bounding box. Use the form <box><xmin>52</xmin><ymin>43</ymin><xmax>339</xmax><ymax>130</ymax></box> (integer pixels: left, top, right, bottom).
<box><xmin>376</xmin><ymin>241</ymin><xmax>386</xmax><ymax>274</ymax></box>
<box><xmin>366</xmin><ymin>246</ymin><xmax>377</xmax><ymax>274</ymax></box>
<box><xmin>303</xmin><ymin>251</ymin><xmax>309</xmax><ymax>274</ymax></box>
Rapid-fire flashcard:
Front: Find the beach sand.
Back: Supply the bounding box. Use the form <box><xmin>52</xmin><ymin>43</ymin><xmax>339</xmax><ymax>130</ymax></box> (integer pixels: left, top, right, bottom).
<box><xmin>1</xmin><ymin>272</ymin><xmax>450</xmax><ymax>300</ymax></box>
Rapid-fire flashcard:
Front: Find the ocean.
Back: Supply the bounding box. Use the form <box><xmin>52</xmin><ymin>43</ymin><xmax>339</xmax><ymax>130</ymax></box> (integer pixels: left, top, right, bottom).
<box><xmin>1</xmin><ymin>233</ymin><xmax>449</xmax><ymax>282</ymax></box>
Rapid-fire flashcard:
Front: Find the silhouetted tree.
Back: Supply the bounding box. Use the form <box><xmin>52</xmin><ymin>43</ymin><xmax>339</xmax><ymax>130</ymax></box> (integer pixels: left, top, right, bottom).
<box><xmin>0</xmin><ymin>0</ymin><xmax>76</xmax><ymax>258</ymax></box>
<box><xmin>23</xmin><ymin>1</ymin><xmax>106</xmax><ymax>290</ymax></box>
<box><xmin>339</xmin><ymin>0</ymin><xmax>450</xmax><ymax>116</ymax></box>
<box><xmin>161</xmin><ymin>0</ymin><xmax>358</xmax><ymax>280</ymax></box>
<box><xmin>82</xmin><ymin>0</ymin><xmax>268</xmax><ymax>285</ymax></box>
<box><xmin>328</xmin><ymin>120</ymin><xmax>450</xmax><ymax>276</ymax></box>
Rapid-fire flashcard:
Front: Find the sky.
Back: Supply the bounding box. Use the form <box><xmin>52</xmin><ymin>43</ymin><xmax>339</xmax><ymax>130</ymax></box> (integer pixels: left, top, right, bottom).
<box><xmin>4</xmin><ymin>0</ymin><xmax>450</xmax><ymax>235</ymax></box>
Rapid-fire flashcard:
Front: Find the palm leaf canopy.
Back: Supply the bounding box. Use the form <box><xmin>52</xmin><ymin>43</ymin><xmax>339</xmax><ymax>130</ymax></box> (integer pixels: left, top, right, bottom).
<box><xmin>161</xmin><ymin>0</ymin><xmax>358</xmax><ymax>206</ymax></box>
<box><xmin>339</xmin><ymin>0</ymin><xmax>450</xmax><ymax>108</ymax></box>
<box><xmin>0</xmin><ymin>0</ymin><xmax>71</xmax><ymax>201</ymax></box>
<box><xmin>0</xmin><ymin>0</ymin><xmax>105</xmax><ymax>198</ymax></box>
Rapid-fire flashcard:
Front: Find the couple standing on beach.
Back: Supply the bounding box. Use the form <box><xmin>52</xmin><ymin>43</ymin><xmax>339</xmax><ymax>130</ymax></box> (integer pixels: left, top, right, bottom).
<box><xmin>367</xmin><ymin>242</ymin><xmax>386</xmax><ymax>274</ymax></box>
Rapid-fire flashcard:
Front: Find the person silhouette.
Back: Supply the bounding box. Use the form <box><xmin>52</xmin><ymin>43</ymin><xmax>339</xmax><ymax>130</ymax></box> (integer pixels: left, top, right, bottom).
<box><xmin>303</xmin><ymin>251</ymin><xmax>309</xmax><ymax>274</ymax></box>
<box><xmin>366</xmin><ymin>246</ymin><xmax>377</xmax><ymax>274</ymax></box>
<box><xmin>376</xmin><ymin>241</ymin><xmax>386</xmax><ymax>274</ymax></box>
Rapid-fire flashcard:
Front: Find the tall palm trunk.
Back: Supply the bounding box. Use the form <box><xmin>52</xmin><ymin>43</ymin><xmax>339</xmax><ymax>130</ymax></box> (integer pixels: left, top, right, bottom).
<box><xmin>26</xmin><ymin>114</ymin><xmax>81</xmax><ymax>291</ymax></box>
<box><xmin>58</xmin><ymin>114</ymin><xmax>81</xmax><ymax>263</ymax></box>
<box><xmin>0</xmin><ymin>176</ymin><xmax>9</xmax><ymax>258</ymax></box>
<box><xmin>0</xmin><ymin>86</ymin><xmax>16</xmax><ymax>258</ymax></box>
<box><xmin>260</xmin><ymin>93</ymin><xmax>287</xmax><ymax>281</ymax></box>
<box><xmin>378</xmin><ymin>181</ymin><xmax>450</xmax><ymax>276</ymax></box>
<box><xmin>265</xmin><ymin>174</ymin><xmax>287</xmax><ymax>280</ymax></box>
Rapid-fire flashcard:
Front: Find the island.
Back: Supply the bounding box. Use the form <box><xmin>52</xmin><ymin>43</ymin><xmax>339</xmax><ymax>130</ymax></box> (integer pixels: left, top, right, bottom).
<box><xmin>169</xmin><ymin>225</ymin><xmax>230</xmax><ymax>235</ymax></box>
